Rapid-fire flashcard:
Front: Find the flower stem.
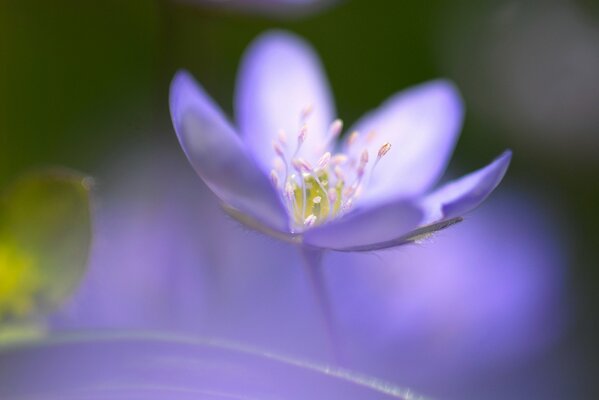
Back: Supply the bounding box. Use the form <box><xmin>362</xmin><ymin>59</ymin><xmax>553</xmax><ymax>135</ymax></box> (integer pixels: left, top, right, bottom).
<box><xmin>299</xmin><ymin>246</ymin><xmax>342</xmax><ymax>363</ymax></box>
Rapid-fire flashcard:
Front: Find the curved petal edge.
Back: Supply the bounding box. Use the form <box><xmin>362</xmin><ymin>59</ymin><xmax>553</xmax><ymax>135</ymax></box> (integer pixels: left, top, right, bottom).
<box><xmin>303</xmin><ymin>200</ymin><xmax>423</xmax><ymax>251</ymax></box>
<box><xmin>420</xmin><ymin>150</ymin><xmax>512</xmax><ymax>224</ymax></box>
<box><xmin>349</xmin><ymin>79</ymin><xmax>465</xmax><ymax>206</ymax></box>
<box><xmin>170</xmin><ymin>70</ymin><xmax>289</xmax><ymax>232</ymax></box>
<box><xmin>235</xmin><ymin>30</ymin><xmax>336</xmax><ymax>171</ymax></box>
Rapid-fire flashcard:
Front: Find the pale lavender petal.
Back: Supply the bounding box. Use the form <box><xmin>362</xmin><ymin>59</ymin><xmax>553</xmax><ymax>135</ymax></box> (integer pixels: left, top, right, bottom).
<box><xmin>420</xmin><ymin>150</ymin><xmax>512</xmax><ymax>223</ymax></box>
<box><xmin>303</xmin><ymin>201</ymin><xmax>422</xmax><ymax>251</ymax></box>
<box><xmin>0</xmin><ymin>334</ymin><xmax>423</xmax><ymax>400</ymax></box>
<box><xmin>348</xmin><ymin>80</ymin><xmax>464</xmax><ymax>205</ymax></box>
<box><xmin>170</xmin><ymin>70</ymin><xmax>289</xmax><ymax>232</ymax></box>
<box><xmin>236</xmin><ymin>31</ymin><xmax>335</xmax><ymax>172</ymax></box>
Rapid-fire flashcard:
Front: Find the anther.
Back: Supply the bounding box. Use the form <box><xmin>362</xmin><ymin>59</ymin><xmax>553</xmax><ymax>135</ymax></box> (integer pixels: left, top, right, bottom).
<box><xmin>332</xmin><ymin>154</ymin><xmax>348</xmax><ymax>165</ymax></box>
<box><xmin>277</xmin><ymin>129</ymin><xmax>288</xmax><ymax>145</ymax></box>
<box><xmin>316</xmin><ymin>152</ymin><xmax>331</xmax><ymax>170</ymax></box>
<box><xmin>357</xmin><ymin>149</ymin><xmax>369</xmax><ymax>177</ymax></box>
<box><xmin>273</xmin><ymin>141</ymin><xmax>285</xmax><ymax>158</ymax></box>
<box><xmin>270</xmin><ymin>170</ymin><xmax>279</xmax><ymax>188</ymax></box>
<box><xmin>301</xmin><ymin>104</ymin><xmax>314</xmax><ymax>121</ymax></box>
<box><xmin>304</xmin><ymin>214</ymin><xmax>317</xmax><ymax>227</ymax></box>
<box><xmin>377</xmin><ymin>142</ymin><xmax>392</xmax><ymax>159</ymax></box>
<box><xmin>313</xmin><ymin>196</ymin><xmax>322</xmax><ymax>204</ymax></box>
<box><xmin>328</xmin><ymin>188</ymin><xmax>337</xmax><ymax>203</ymax></box>
<box><xmin>370</xmin><ymin>142</ymin><xmax>392</xmax><ymax>182</ymax></box>
<box><xmin>293</xmin><ymin>125</ymin><xmax>308</xmax><ymax>158</ymax></box>
<box><xmin>360</xmin><ymin>149</ymin><xmax>369</xmax><ymax>164</ymax></box>
<box><xmin>292</xmin><ymin>158</ymin><xmax>312</xmax><ymax>173</ymax></box>
<box><xmin>284</xmin><ymin>182</ymin><xmax>295</xmax><ymax>201</ymax></box>
<box><xmin>347</xmin><ymin>131</ymin><xmax>359</xmax><ymax>146</ymax></box>
<box><xmin>329</xmin><ymin>119</ymin><xmax>343</xmax><ymax>138</ymax></box>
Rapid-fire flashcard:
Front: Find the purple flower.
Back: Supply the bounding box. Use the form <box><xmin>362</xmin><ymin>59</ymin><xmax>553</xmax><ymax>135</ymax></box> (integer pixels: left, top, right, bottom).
<box><xmin>169</xmin><ymin>30</ymin><xmax>511</xmax><ymax>253</ymax></box>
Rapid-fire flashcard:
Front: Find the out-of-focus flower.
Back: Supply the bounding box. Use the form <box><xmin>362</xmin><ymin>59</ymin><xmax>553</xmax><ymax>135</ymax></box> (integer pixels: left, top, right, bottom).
<box><xmin>325</xmin><ymin>190</ymin><xmax>568</xmax><ymax>397</ymax></box>
<box><xmin>177</xmin><ymin>0</ymin><xmax>340</xmax><ymax>18</ymax></box>
<box><xmin>53</xmin><ymin>146</ymin><xmax>567</xmax><ymax>398</ymax></box>
<box><xmin>170</xmin><ymin>30</ymin><xmax>511</xmax><ymax>253</ymax></box>
<box><xmin>0</xmin><ymin>333</ymin><xmax>428</xmax><ymax>400</ymax></box>
<box><xmin>0</xmin><ymin>171</ymin><xmax>92</xmax><ymax>342</ymax></box>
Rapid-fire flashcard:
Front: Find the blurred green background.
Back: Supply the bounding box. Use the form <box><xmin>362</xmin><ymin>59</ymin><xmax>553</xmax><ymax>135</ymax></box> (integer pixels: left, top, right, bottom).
<box><xmin>1</xmin><ymin>0</ymin><xmax>598</xmax><ymax>397</ymax></box>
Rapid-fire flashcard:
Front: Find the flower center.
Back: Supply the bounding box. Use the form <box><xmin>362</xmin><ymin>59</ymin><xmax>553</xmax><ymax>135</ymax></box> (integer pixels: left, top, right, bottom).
<box><xmin>269</xmin><ymin>107</ymin><xmax>391</xmax><ymax>232</ymax></box>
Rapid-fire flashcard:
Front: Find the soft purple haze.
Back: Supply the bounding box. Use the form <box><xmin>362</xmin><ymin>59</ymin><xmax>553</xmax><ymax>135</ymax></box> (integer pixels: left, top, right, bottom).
<box><xmin>50</xmin><ymin>145</ymin><xmax>566</xmax><ymax>397</ymax></box>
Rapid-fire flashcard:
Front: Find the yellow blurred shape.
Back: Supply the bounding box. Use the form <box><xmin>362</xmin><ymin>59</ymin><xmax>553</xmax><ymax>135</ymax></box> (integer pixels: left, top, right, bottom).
<box><xmin>0</xmin><ymin>243</ymin><xmax>40</xmax><ymax>319</ymax></box>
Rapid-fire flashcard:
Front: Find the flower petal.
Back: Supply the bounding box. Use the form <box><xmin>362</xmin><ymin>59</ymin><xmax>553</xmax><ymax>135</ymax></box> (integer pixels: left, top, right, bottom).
<box><xmin>303</xmin><ymin>200</ymin><xmax>422</xmax><ymax>251</ymax></box>
<box><xmin>348</xmin><ymin>80</ymin><xmax>464</xmax><ymax>206</ymax></box>
<box><xmin>170</xmin><ymin>70</ymin><xmax>289</xmax><ymax>232</ymax></box>
<box><xmin>420</xmin><ymin>150</ymin><xmax>512</xmax><ymax>223</ymax></box>
<box><xmin>0</xmin><ymin>333</ymin><xmax>424</xmax><ymax>400</ymax></box>
<box><xmin>235</xmin><ymin>30</ymin><xmax>335</xmax><ymax>172</ymax></box>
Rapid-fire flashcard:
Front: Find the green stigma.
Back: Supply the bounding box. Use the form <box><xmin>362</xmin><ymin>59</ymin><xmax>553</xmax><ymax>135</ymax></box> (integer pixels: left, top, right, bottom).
<box><xmin>290</xmin><ymin>171</ymin><xmax>343</xmax><ymax>228</ymax></box>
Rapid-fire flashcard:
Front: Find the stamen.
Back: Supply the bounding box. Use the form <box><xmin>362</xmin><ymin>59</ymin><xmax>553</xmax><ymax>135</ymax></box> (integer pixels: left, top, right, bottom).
<box><xmin>332</xmin><ymin>154</ymin><xmax>348</xmax><ymax>165</ymax></box>
<box><xmin>310</xmin><ymin>171</ymin><xmax>332</xmax><ymax>215</ymax></box>
<box><xmin>304</xmin><ymin>214</ymin><xmax>317</xmax><ymax>227</ymax></box>
<box><xmin>357</xmin><ymin>149</ymin><xmax>369</xmax><ymax>177</ymax></box>
<box><xmin>270</xmin><ymin>170</ymin><xmax>279</xmax><ymax>188</ymax></box>
<box><xmin>292</xmin><ymin>161</ymin><xmax>309</xmax><ymax>221</ymax></box>
<box><xmin>369</xmin><ymin>142</ymin><xmax>392</xmax><ymax>183</ymax></box>
<box><xmin>301</xmin><ymin>104</ymin><xmax>314</xmax><ymax>122</ymax></box>
<box><xmin>298</xmin><ymin>125</ymin><xmax>307</xmax><ymax>145</ymax></box>
<box><xmin>329</xmin><ymin>119</ymin><xmax>343</xmax><ymax>137</ymax></box>
<box><xmin>284</xmin><ymin>181</ymin><xmax>297</xmax><ymax>219</ymax></box>
<box><xmin>284</xmin><ymin>182</ymin><xmax>295</xmax><ymax>202</ymax></box>
<box><xmin>293</xmin><ymin>125</ymin><xmax>308</xmax><ymax>158</ymax></box>
<box><xmin>277</xmin><ymin>129</ymin><xmax>288</xmax><ymax>145</ymax></box>
<box><xmin>273</xmin><ymin>141</ymin><xmax>285</xmax><ymax>158</ymax></box>
<box><xmin>347</xmin><ymin>131</ymin><xmax>359</xmax><ymax>147</ymax></box>
<box><xmin>292</xmin><ymin>158</ymin><xmax>313</xmax><ymax>173</ymax></box>
<box><xmin>270</xmin><ymin>113</ymin><xmax>393</xmax><ymax>230</ymax></box>
<box><xmin>273</xmin><ymin>142</ymin><xmax>289</xmax><ymax>183</ymax></box>
<box><xmin>316</xmin><ymin>152</ymin><xmax>331</xmax><ymax>170</ymax></box>
<box><xmin>328</xmin><ymin>188</ymin><xmax>337</xmax><ymax>203</ymax></box>
<box><xmin>377</xmin><ymin>142</ymin><xmax>392</xmax><ymax>158</ymax></box>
